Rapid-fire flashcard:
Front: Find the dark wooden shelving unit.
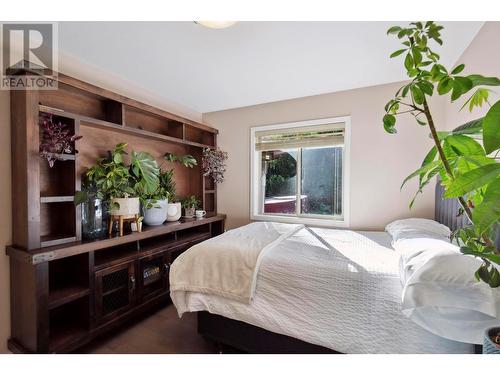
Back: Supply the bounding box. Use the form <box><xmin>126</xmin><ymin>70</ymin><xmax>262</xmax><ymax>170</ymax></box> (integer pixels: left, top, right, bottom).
<box><xmin>7</xmin><ymin>68</ymin><xmax>225</xmax><ymax>353</ymax></box>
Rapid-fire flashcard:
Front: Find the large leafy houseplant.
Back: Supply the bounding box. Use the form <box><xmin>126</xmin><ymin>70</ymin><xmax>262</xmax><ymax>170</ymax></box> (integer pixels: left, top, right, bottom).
<box><xmin>76</xmin><ymin>143</ymin><xmax>160</xmax><ymax>212</ymax></box>
<box><xmin>383</xmin><ymin>22</ymin><xmax>500</xmax><ymax>287</ymax></box>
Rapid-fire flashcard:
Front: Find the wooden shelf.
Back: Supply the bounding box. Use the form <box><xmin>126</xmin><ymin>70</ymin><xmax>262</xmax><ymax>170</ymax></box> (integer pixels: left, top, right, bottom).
<box><xmin>8</xmin><ymin>214</ymin><xmax>226</xmax><ymax>264</ymax></box>
<box><xmin>39</xmin><ymin>104</ymin><xmax>215</xmax><ymax>149</ymax></box>
<box><xmin>41</xmin><ymin>196</ymin><xmax>74</xmax><ymax>203</ymax></box>
<box><xmin>49</xmin><ymin>285</ymin><xmax>90</xmax><ymax>310</ymax></box>
<box><xmin>41</xmin><ymin>235</ymin><xmax>77</xmax><ymax>248</ymax></box>
<box><xmin>93</xmin><ymin>230</ymin><xmax>211</xmax><ymax>271</ymax></box>
<box><xmin>9</xmin><ymin>68</ymin><xmax>223</xmax><ymax>354</ymax></box>
<box><xmin>44</xmin><ymin>152</ymin><xmax>76</xmax><ymax>161</ymax></box>
<box><xmin>49</xmin><ymin>325</ymin><xmax>87</xmax><ymax>353</ymax></box>
<box><xmin>49</xmin><ymin>295</ymin><xmax>89</xmax><ymax>352</ymax></box>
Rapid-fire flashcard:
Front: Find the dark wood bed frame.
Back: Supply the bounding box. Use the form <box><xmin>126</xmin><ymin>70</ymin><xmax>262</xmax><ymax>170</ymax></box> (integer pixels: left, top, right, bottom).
<box><xmin>197</xmin><ymin>181</ymin><xmax>490</xmax><ymax>354</ymax></box>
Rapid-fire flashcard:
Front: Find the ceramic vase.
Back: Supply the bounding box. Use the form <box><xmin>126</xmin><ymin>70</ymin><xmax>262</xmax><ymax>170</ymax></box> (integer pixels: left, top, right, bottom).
<box><xmin>166</xmin><ymin>202</ymin><xmax>182</xmax><ymax>222</ymax></box>
<box><xmin>143</xmin><ymin>199</ymin><xmax>168</xmax><ymax>226</ymax></box>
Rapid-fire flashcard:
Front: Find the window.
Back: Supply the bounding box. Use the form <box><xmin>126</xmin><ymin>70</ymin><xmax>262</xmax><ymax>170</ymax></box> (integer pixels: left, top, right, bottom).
<box><xmin>250</xmin><ymin>117</ymin><xmax>350</xmax><ymax>227</ymax></box>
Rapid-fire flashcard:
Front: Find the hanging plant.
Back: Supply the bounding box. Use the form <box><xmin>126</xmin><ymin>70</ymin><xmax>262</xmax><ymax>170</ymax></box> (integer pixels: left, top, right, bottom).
<box><xmin>39</xmin><ymin>113</ymin><xmax>82</xmax><ymax>167</ymax></box>
<box><xmin>202</xmin><ymin>147</ymin><xmax>228</xmax><ymax>184</ymax></box>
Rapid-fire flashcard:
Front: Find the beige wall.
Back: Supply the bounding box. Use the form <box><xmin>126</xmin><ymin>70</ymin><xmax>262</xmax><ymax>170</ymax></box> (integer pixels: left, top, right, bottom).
<box><xmin>444</xmin><ymin>22</ymin><xmax>500</xmax><ymax>130</ymax></box>
<box><xmin>204</xmin><ymin>82</ymin><xmax>446</xmax><ymax>230</ymax></box>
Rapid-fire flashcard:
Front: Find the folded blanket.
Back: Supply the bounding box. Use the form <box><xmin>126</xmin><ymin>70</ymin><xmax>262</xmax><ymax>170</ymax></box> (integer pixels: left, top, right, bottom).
<box><xmin>169</xmin><ymin>222</ymin><xmax>304</xmax><ymax>304</ymax></box>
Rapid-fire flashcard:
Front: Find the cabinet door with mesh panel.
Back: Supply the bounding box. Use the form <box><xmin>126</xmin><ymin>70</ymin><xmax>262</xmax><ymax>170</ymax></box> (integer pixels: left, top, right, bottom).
<box><xmin>95</xmin><ymin>261</ymin><xmax>136</xmax><ymax>325</ymax></box>
<box><xmin>138</xmin><ymin>250</ymin><xmax>170</xmax><ymax>303</ymax></box>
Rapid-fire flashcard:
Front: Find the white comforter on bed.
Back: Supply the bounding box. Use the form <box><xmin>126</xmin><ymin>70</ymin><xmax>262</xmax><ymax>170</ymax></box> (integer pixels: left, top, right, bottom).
<box><xmin>171</xmin><ymin>226</ymin><xmax>473</xmax><ymax>353</ymax></box>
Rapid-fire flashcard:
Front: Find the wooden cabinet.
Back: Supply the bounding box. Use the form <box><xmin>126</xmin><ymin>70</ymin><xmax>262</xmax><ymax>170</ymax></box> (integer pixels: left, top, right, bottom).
<box><xmin>7</xmin><ymin>67</ymin><xmax>226</xmax><ymax>354</ymax></box>
<box><xmin>138</xmin><ymin>250</ymin><xmax>170</xmax><ymax>303</ymax></box>
<box><xmin>95</xmin><ymin>261</ymin><xmax>136</xmax><ymax>325</ymax></box>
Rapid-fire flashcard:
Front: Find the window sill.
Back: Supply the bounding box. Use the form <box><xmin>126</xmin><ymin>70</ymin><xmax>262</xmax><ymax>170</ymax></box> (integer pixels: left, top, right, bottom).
<box><xmin>250</xmin><ymin>214</ymin><xmax>349</xmax><ymax>228</ymax></box>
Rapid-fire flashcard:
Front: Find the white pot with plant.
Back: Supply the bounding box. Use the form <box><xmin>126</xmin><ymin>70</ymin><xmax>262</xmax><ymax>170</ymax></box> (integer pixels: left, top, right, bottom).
<box><xmin>161</xmin><ymin>152</ymin><xmax>198</xmax><ymax>222</ymax></box>
<box><xmin>141</xmin><ymin>169</ymin><xmax>175</xmax><ymax>226</ymax></box>
<box><xmin>76</xmin><ymin>143</ymin><xmax>160</xmax><ymax>231</ymax></box>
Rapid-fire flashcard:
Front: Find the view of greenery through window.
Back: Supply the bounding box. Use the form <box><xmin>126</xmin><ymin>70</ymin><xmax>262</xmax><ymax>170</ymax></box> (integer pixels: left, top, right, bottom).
<box><xmin>262</xmin><ymin>146</ymin><xmax>343</xmax><ymax>216</ymax></box>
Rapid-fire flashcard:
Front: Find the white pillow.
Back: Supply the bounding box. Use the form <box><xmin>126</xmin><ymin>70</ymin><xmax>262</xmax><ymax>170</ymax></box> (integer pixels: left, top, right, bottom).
<box><xmin>385</xmin><ymin>218</ymin><xmax>451</xmax><ymax>245</ymax></box>
<box><xmin>401</xmin><ymin>246</ymin><xmax>500</xmax><ymax>344</ymax></box>
<box><xmin>386</xmin><ymin>219</ymin><xmax>500</xmax><ymax>344</ymax></box>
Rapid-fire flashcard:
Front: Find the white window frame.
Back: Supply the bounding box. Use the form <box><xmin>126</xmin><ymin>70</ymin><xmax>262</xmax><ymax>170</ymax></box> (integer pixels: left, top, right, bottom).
<box><xmin>250</xmin><ymin>116</ymin><xmax>351</xmax><ymax>228</ymax></box>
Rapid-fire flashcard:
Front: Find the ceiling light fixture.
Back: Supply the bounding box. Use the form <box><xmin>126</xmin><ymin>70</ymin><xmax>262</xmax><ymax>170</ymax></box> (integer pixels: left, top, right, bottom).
<box><xmin>194</xmin><ymin>21</ymin><xmax>237</xmax><ymax>29</ymax></box>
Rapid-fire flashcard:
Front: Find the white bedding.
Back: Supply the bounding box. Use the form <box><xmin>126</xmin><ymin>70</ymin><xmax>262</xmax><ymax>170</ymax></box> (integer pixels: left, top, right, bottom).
<box><xmin>171</xmin><ymin>226</ymin><xmax>473</xmax><ymax>353</ymax></box>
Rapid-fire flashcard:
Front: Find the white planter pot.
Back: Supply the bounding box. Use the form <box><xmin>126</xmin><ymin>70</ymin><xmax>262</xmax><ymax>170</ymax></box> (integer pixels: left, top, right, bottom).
<box><xmin>143</xmin><ymin>199</ymin><xmax>168</xmax><ymax>226</ymax></box>
<box><xmin>110</xmin><ymin>197</ymin><xmax>140</xmax><ymax>217</ymax></box>
<box><xmin>166</xmin><ymin>202</ymin><xmax>182</xmax><ymax>222</ymax></box>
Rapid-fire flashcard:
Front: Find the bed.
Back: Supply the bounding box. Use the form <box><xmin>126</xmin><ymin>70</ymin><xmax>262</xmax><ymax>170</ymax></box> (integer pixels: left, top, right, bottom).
<box><xmin>169</xmin><ymin>184</ymin><xmax>498</xmax><ymax>354</ymax></box>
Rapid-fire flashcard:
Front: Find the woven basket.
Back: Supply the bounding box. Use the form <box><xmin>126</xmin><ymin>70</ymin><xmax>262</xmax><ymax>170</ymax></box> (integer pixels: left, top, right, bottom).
<box><xmin>483</xmin><ymin>327</ymin><xmax>500</xmax><ymax>354</ymax></box>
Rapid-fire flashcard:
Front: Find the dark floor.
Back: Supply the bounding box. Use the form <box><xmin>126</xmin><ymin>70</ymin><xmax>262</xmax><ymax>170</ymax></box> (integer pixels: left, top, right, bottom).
<box><xmin>79</xmin><ymin>304</ymin><xmax>219</xmax><ymax>354</ymax></box>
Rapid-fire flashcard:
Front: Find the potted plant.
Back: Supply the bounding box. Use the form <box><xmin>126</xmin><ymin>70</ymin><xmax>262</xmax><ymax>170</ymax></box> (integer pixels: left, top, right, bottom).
<box><xmin>383</xmin><ymin>21</ymin><xmax>500</xmax><ymax>350</ymax></box>
<box><xmin>39</xmin><ymin>113</ymin><xmax>82</xmax><ymax>167</ymax></box>
<box><xmin>202</xmin><ymin>147</ymin><xmax>228</xmax><ymax>184</ymax></box>
<box><xmin>181</xmin><ymin>195</ymin><xmax>200</xmax><ymax>218</ymax></box>
<box><xmin>141</xmin><ymin>170</ymin><xmax>174</xmax><ymax>226</ymax></box>
<box><xmin>162</xmin><ymin>152</ymin><xmax>197</xmax><ymax>222</ymax></box>
<box><xmin>76</xmin><ymin>143</ymin><xmax>160</xmax><ymax>222</ymax></box>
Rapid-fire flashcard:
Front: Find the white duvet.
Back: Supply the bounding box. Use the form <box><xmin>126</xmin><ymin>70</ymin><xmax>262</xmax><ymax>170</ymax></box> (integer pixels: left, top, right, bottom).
<box><xmin>171</xmin><ymin>226</ymin><xmax>473</xmax><ymax>353</ymax></box>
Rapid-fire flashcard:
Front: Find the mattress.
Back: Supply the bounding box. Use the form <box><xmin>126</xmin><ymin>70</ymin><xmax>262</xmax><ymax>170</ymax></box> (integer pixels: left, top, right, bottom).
<box><xmin>171</xmin><ymin>226</ymin><xmax>473</xmax><ymax>354</ymax></box>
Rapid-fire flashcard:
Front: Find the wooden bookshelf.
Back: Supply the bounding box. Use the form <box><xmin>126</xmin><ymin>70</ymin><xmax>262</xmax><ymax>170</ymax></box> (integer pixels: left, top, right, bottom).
<box><xmin>7</xmin><ymin>67</ymin><xmax>225</xmax><ymax>354</ymax></box>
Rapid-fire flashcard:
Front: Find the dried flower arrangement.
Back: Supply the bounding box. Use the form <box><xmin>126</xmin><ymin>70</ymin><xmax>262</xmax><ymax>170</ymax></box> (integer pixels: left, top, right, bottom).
<box><xmin>202</xmin><ymin>147</ymin><xmax>228</xmax><ymax>184</ymax></box>
<box><xmin>39</xmin><ymin>113</ymin><xmax>82</xmax><ymax>167</ymax></box>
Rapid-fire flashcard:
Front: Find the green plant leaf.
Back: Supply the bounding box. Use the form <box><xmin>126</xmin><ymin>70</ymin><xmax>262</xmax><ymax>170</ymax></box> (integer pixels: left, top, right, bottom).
<box><xmin>74</xmin><ymin>191</ymin><xmax>88</xmax><ymax>206</ymax></box>
<box><xmin>404</xmin><ymin>54</ymin><xmax>414</xmax><ymax>71</ymax></box>
<box><xmin>451</xmin><ymin>64</ymin><xmax>465</xmax><ymax>75</ymax></box>
<box><xmin>387</xmin><ymin>26</ymin><xmax>402</xmax><ymax>35</ymax></box>
<box><xmin>415</xmin><ymin>117</ymin><xmax>427</xmax><ymax>126</ymax></box>
<box><xmin>411</xmin><ymin>85</ymin><xmax>424</xmax><ymax>105</ymax></box>
<box><xmin>483</xmin><ymin>100</ymin><xmax>500</xmax><ymax>154</ymax></box>
<box><xmin>460</xmin><ymin>88</ymin><xmax>490</xmax><ymax>112</ymax></box>
<box><xmin>444</xmin><ymin>134</ymin><xmax>485</xmax><ymax>156</ymax></box>
<box><xmin>412</xmin><ymin>48</ymin><xmax>422</xmax><ymax>65</ymax></box>
<box><xmin>451</xmin><ymin>118</ymin><xmax>483</xmax><ymax>135</ymax></box>
<box><xmin>444</xmin><ymin>163</ymin><xmax>500</xmax><ymax>198</ymax></box>
<box><xmin>437</xmin><ymin>77</ymin><xmax>453</xmax><ymax>95</ymax></box>
<box><xmin>472</xmin><ymin>178</ymin><xmax>500</xmax><ymax>234</ymax></box>
<box><xmin>451</xmin><ymin>76</ymin><xmax>473</xmax><ymax>101</ymax></box>
<box><xmin>489</xmin><ymin>267</ymin><xmax>500</xmax><ymax>287</ymax></box>
<box><xmin>383</xmin><ymin>114</ymin><xmax>397</xmax><ymax>134</ymax></box>
<box><xmin>417</xmin><ymin>80</ymin><xmax>434</xmax><ymax>96</ymax></box>
<box><xmin>131</xmin><ymin>151</ymin><xmax>160</xmax><ymax>195</ymax></box>
<box><xmin>467</xmin><ymin>74</ymin><xmax>500</xmax><ymax>88</ymax></box>
<box><xmin>435</xmin><ymin>131</ymin><xmax>450</xmax><ymax>140</ymax></box>
<box><xmin>113</xmin><ymin>152</ymin><xmax>123</xmax><ymax>164</ymax></box>
<box><xmin>390</xmin><ymin>49</ymin><xmax>406</xmax><ymax>58</ymax></box>
<box><xmin>401</xmin><ymin>160</ymin><xmax>442</xmax><ymax>190</ymax></box>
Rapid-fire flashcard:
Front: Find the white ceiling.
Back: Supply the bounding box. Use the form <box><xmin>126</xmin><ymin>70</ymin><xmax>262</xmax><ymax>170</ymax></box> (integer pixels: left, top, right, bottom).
<box><xmin>59</xmin><ymin>21</ymin><xmax>483</xmax><ymax>114</ymax></box>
